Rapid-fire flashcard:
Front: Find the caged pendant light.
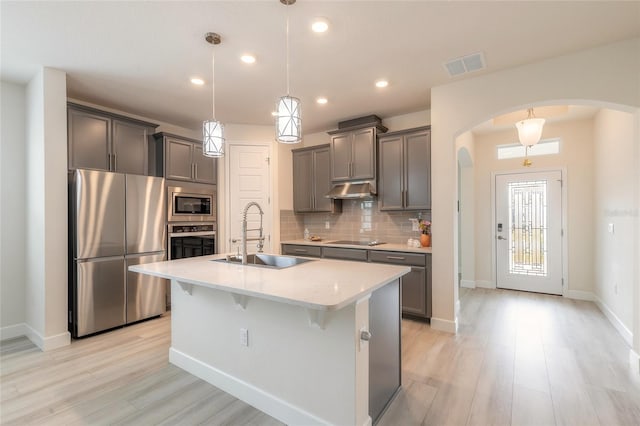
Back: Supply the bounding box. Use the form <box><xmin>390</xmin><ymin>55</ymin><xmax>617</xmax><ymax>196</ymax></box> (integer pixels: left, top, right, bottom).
<box><xmin>203</xmin><ymin>32</ymin><xmax>225</xmax><ymax>157</ymax></box>
<box><xmin>275</xmin><ymin>0</ymin><xmax>302</xmax><ymax>144</ymax></box>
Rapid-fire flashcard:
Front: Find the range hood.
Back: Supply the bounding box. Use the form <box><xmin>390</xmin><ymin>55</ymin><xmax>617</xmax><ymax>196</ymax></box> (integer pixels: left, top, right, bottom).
<box><xmin>326</xmin><ymin>182</ymin><xmax>376</xmax><ymax>199</ymax></box>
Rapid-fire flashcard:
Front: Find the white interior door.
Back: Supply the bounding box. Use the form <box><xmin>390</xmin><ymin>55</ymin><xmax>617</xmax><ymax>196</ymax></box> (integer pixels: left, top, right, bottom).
<box><xmin>495</xmin><ymin>170</ymin><xmax>563</xmax><ymax>295</ymax></box>
<box><xmin>228</xmin><ymin>144</ymin><xmax>271</xmax><ymax>253</ymax></box>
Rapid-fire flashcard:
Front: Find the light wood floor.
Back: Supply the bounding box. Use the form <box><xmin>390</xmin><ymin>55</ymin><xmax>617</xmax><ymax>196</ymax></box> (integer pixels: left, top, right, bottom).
<box><xmin>2</xmin><ymin>288</ymin><xmax>640</xmax><ymax>425</ymax></box>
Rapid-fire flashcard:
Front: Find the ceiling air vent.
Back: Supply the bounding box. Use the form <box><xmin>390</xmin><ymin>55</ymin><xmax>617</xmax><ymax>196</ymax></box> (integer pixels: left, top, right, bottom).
<box><xmin>444</xmin><ymin>52</ymin><xmax>486</xmax><ymax>77</ymax></box>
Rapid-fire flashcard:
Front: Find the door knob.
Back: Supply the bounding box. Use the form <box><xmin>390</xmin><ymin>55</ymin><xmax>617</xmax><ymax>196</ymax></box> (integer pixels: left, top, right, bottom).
<box><xmin>497</xmin><ymin>235</ymin><xmax>506</xmax><ymax>240</ymax></box>
<box><xmin>360</xmin><ymin>330</ymin><xmax>372</xmax><ymax>341</ymax></box>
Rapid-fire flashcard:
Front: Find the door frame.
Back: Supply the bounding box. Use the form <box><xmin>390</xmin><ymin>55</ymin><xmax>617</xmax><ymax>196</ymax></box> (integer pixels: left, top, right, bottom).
<box><xmin>490</xmin><ymin>167</ymin><xmax>569</xmax><ymax>296</ymax></box>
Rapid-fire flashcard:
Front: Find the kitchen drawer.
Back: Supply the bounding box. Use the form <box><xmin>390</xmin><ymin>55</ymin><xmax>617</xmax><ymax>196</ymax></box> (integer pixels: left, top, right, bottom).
<box><xmin>369</xmin><ymin>251</ymin><xmax>426</xmax><ymax>266</ymax></box>
<box><xmin>322</xmin><ymin>247</ymin><xmax>368</xmax><ymax>261</ymax></box>
<box><xmin>281</xmin><ymin>244</ymin><xmax>322</xmax><ymax>258</ymax></box>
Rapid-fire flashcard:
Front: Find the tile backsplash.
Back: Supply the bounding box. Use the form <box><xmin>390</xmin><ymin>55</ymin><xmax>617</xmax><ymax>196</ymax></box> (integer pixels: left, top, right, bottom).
<box><xmin>280</xmin><ymin>200</ymin><xmax>431</xmax><ymax>244</ymax></box>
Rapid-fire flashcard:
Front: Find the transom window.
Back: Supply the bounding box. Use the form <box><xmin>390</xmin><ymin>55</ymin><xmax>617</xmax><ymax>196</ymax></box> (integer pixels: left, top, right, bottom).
<box><xmin>497</xmin><ymin>138</ymin><xmax>560</xmax><ymax>160</ymax></box>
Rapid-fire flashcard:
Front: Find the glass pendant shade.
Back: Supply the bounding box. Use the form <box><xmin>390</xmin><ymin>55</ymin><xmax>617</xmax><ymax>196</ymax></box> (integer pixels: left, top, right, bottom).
<box><xmin>275</xmin><ymin>95</ymin><xmax>302</xmax><ymax>143</ymax></box>
<box><xmin>203</xmin><ymin>119</ymin><xmax>225</xmax><ymax>157</ymax></box>
<box><xmin>516</xmin><ymin>117</ymin><xmax>545</xmax><ymax>147</ymax></box>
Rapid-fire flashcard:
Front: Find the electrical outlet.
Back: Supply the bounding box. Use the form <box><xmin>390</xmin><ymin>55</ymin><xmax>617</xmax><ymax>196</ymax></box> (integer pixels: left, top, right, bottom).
<box><xmin>325</xmin><ymin>221</ymin><xmax>330</xmax><ymax>229</ymax></box>
<box><xmin>410</xmin><ymin>218</ymin><xmax>419</xmax><ymax>232</ymax></box>
<box><xmin>608</xmin><ymin>223</ymin><xmax>615</xmax><ymax>234</ymax></box>
<box><xmin>240</xmin><ymin>328</ymin><xmax>249</xmax><ymax>346</ymax></box>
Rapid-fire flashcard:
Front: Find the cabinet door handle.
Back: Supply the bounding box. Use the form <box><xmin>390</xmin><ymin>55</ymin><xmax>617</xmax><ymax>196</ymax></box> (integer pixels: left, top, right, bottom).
<box><xmin>108</xmin><ymin>153</ymin><xmax>112</xmax><ymax>170</ymax></box>
<box><xmin>294</xmin><ymin>249</ymin><xmax>308</xmax><ymax>253</ymax></box>
<box><xmin>191</xmin><ymin>163</ymin><xmax>195</xmax><ymax>179</ymax></box>
<box><xmin>113</xmin><ymin>153</ymin><xmax>117</xmax><ymax>171</ymax></box>
<box><xmin>194</xmin><ymin>163</ymin><xmax>198</xmax><ymax>178</ymax></box>
<box><xmin>386</xmin><ymin>256</ymin><xmax>406</xmax><ymax>260</ymax></box>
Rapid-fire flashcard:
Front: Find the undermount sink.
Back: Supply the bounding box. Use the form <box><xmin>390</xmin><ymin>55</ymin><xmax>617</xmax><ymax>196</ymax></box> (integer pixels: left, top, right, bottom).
<box><xmin>213</xmin><ymin>253</ymin><xmax>314</xmax><ymax>269</ymax></box>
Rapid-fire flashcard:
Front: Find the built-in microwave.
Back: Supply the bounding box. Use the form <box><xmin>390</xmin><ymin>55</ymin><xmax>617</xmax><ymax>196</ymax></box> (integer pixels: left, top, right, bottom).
<box><xmin>167</xmin><ymin>186</ymin><xmax>216</xmax><ymax>223</ymax></box>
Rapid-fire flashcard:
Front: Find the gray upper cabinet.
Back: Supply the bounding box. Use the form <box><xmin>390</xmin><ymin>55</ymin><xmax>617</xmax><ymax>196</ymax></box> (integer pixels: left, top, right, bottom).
<box><xmin>68</xmin><ymin>103</ymin><xmax>157</xmax><ymax>175</ymax></box>
<box><xmin>378</xmin><ymin>126</ymin><xmax>431</xmax><ymax>211</ymax></box>
<box><xmin>328</xmin><ymin>126</ymin><xmax>384</xmax><ymax>182</ymax></box>
<box><xmin>155</xmin><ymin>133</ymin><xmax>216</xmax><ymax>185</ymax></box>
<box><xmin>292</xmin><ymin>144</ymin><xmax>340</xmax><ymax>213</ymax></box>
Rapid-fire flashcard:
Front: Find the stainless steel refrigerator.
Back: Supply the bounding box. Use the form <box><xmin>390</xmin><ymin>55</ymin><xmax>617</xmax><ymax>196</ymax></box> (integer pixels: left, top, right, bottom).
<box><xmin>69</xmin><ymin>169</ymin><xmax>167</xmax><ymax>338</ymax></box>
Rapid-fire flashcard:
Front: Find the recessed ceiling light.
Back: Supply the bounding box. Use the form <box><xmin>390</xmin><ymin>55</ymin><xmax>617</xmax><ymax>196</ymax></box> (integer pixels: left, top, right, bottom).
<box><xmin>375</xmin><ymin>80</ymin><xmax>389</xmax><ymax>88</ymax></box>
<box><xmin>191</xmin><ymin>78</ymin><xmax>205</xmax><ymax>85</ymax></box>
<box><xmin>241</xmin><ymin>54</ymin><xmax>256</xmax><ymax>64</ymax></box>
<box><xmin>316</xmin><ymin>97</ymin><xmax>328</xmax><ymax>104</ymax></box>
<box><xmin>311</xmin><ymin>17</ymin><xmax>329</xmax><ymax>33</ymax></box>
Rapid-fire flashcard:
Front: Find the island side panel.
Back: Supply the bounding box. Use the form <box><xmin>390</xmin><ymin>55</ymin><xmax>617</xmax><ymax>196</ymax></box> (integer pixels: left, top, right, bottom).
<box><xmin>169</xmin><ymin>280</ymin><xmax>370</xmax><ymax>426</ymax></box>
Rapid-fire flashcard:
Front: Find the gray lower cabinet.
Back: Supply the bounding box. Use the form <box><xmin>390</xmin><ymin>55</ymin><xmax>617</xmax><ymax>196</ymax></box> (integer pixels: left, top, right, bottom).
<box><xmin>378</xmin><ymin>126</ymin><xmax>431</xmax><ymax>210</ymax></box>
<box><xmin>154</xmin><ymin>132</ymin><xmax>216</xmax><ymax>184</ymax></box>
<box><xmin>292</xmin><ymin>144</ymin><xmax>340</xmax><ymax>213</ymax></box>
<box><xmin>68</xmin><ymin>103</ymin><xmax>157</xmax><ymax>175</ymax></box>
<box><xmin>367</xmin><ymin>251</ymin><xmax>432</xmax><ymax>319</ymax></box>
<box><xmin>281</xmin><ymin>244</ymin><xmax>432</xmax><ymax>319</ymax></box>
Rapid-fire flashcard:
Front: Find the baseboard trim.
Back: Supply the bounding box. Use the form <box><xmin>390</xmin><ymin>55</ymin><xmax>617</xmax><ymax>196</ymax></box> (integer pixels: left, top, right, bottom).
<box><xmin>0</xmin><ymin>323</ymin><xmax>28</xmax><ymax>341</ymax></box>
<box><xmin>170</xmin><ymin>347</ymin><xmax>347</xmax><ymax>425</ymax></box>
<box><xmin>430</xmin><ymin>317</ymin><xmax>458</xmax><ymax>333</ymax></box>
<box><xmin>593</xmin><ymin>296</ymin><xmax>633</xmax><ymax>347</ymax></box>
<box><xmin>564</xmin><ymin>290</ymin><xmax>595</xmax><ymax>301</ymax></box>
<box><xmin>476</xmin><ymin>280</ymin><xmax>496</xmax><ymax>289</ymax></box>
<box><xmin>23</xmin><ymin>325</ymin><xmax>70</xmax><ymax>351</ymax></box>
<box><xmin>460</xmin><ymin>280</ymin><xmax>476</xmax><ymax>289</ymax></box>
<box><xmin>630</xmin><ymin>349</ymin><xmax>640</xmax><ymax>375</ymax></box>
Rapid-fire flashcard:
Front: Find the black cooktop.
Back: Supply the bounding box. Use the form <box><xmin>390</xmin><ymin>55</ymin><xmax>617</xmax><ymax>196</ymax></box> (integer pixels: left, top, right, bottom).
<box><xmin>328</xmin><ymin>240</ymin><xmax>386</xmax><ymax>246</ymax></box>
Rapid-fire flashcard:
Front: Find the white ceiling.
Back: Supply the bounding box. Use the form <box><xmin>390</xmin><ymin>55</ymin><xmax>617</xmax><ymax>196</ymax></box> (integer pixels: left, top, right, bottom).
<box><xmin>2</xmin><ymin>1</ymin><xmax>639</xmax><ymax>134</ymax></box>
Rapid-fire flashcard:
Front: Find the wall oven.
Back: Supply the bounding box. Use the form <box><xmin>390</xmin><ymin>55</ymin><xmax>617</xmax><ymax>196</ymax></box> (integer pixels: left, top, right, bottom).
<box><xmin>167</xmin><ymin>186</ymin><xmax>216</xmax><ymax>223</ymax></box>
<box><xmin>168</xmin><ymin>223</ymin><xmax>216</xmax><ymax>260</ymax></box>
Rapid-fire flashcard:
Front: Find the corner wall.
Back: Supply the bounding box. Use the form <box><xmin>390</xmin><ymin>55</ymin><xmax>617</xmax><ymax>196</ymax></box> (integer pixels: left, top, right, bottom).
<box><xmin>24</xmin><ymin>68</ymin><xmax>70</xmax><ymax>350</ymax></box>
<box><xmin>593</xmin><ymin>109</ymin><xmax>637</xmax><ymax>344</ymax></box>
<box><xmin>0</xmin><ymin>81</ymin><xmax>27</xmax><ymax>338</ymax></box>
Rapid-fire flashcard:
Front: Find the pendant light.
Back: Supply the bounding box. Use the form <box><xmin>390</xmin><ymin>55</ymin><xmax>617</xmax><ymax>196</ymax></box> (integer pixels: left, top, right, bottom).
<box><xmin>275</xmin><ymin>0</ymin><xmax>302</xmax><ymax>144</ymax></box>
<box><xmin>203</xmin><ymin>32</ymin><xmax>225</xmax><ymax>157</ymax></box>
<box><xmin>515</xmin><ymin>108</ymin><xmax>545</xmax><ymax>147</ymax></box>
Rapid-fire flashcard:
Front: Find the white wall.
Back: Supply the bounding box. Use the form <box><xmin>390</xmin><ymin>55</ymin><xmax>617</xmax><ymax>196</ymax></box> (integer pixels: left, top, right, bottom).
<box><xmin>473</xmin><ymin>118</ymin><xmax>595</xmax><ymax>297</ymax></box>
<box><xmin>430</xmin><ymin>37</ymin><xmax>640</xmax><ymax>333</ymax></box>
<box><xmin>593</xmin><ymin>109</ymin><xmax>636</xmax><ymax>341</ymax></box>
<box><xmin>455</xmin><ymin>132</ymin><xmax>475</xmax><ymax>289</ymax></box>
<box><xmin>24</xmin><ymin>68</ymin><xmax>70</xmax><ymax>350</ymax></box>
<box><xmin>0</xmin><ymin>81</ymin><xmax>27</xmax><ymax>338</ymax></box>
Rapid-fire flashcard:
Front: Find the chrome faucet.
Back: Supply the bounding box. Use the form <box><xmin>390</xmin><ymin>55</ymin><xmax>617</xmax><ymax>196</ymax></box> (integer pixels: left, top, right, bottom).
<box><xmin>240</xmin><ymin>201</ymin><xmax>265</xmax><ymax>264</ymax></box>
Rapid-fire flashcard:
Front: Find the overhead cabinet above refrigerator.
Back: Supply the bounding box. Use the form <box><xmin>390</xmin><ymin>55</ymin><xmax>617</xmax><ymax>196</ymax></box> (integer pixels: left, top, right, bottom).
<box><xmin>69</xmin><ymin>169</ymin><xmax>167</xmax><ymax>338</ymax></box>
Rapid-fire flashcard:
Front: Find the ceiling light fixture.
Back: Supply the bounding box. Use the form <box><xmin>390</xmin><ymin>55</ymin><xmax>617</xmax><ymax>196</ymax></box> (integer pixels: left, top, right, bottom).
<box><xmin>316</xmin><ymin>97</ymin><xmax>328</xmax><ymax>104</ymax></box>
<box><xmin>202</xmin><ymin>32</ymin><xmax>225</xmax><ymax>158</ymax></box>
<box><xmin>375</xmin><ymin>80</ymin><xmax>389</xmax><ymax>88</ymax></box>
<box><xmin>311</xmin><ymin>17</ymin><xmax>329</xmax><ymax>33</ymax></box>
<box><xmin>241</xmin><ymin>54</ymin><xmax>256</xmax><ymax>64</ymax></box>
<box><xmin>275</xmin><ymin>0</ymin><xmax>302</xmax><ymax>144</ymax></box>
<box><xmin>191</xmin><ymin>78</ymin><xmax>205</xmax><ymax>85</ymax></box>
<box><xmin>516</xmin><ymin>108</ymin><xmax>545</xmax><ymax>167</ymax></box>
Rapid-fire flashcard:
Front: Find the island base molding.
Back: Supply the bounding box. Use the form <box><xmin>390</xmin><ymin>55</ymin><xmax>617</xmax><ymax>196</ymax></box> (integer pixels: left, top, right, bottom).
<box><xmin>170</xmin><ymin>348</ymin><xmax>331</xmax><ymax>425</ymax></box>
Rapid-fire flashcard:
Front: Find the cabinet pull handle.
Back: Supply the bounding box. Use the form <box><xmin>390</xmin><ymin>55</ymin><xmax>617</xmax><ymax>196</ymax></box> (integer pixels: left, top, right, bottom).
<box><xmin>194</xmin><ymin>163</ymin><xmax>198</xmax><ymax>178</ymax></box>
<box><xmin>113</xmin><ymin>153</ymin><xmax>117</xmax><ymax>171</ymax></box>
<box><xmin>386</xmin><ymin>256</ymin><xmax>406</xmax><ymax>260</ymax></box>
<box><xmin>191</xmin><ymin>163</ymin><xmax>195</xmax><ymax>179</ymax></box>
<box><xmin>294</xmin><ymin>249</ymin><xmax>308</xmax><ymax>252</ymax></box>
<box><xmin>108</xmin><ymin>153</ymin><xmax>112</xmax><ymax>170</ymax></box>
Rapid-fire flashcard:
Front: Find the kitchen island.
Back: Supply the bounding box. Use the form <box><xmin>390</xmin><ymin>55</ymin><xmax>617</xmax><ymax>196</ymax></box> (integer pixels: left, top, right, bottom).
<box><xmin>130</xmin><ymin>253</ymin><xmax>409</xmax><ymax>425</ymax></box>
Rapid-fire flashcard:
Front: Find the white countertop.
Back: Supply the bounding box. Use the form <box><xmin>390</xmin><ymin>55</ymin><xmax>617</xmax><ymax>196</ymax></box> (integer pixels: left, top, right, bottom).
<box><xmin>130</xmin><ymin>254</ymin><xmax>409</xmax><ymax>311</ymax></box>
<box><xmin>281</xmin><ymin>239</ymin><xmax>433</xmax><ymax>254</ymax></box>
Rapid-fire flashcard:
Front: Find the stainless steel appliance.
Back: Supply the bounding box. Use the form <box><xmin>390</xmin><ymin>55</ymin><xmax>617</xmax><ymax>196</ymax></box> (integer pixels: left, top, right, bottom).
<box><xmin>168</xmin><ymin>223</ymin><xmax>216</xmax><ymax>260</ymax></box>
<box><xmin>69</xmin><ymin>169</ymin><xmax>167</xmax><ymax>338</ymax></box>
<box><xmin>167</xmin><ymin>185</ymin><xmax>215</xmax><ymax>223</ymax></box>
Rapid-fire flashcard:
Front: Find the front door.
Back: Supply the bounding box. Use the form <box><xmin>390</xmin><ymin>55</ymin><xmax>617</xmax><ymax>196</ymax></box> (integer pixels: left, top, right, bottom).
<box><xmin>495</xmin><ymin>170</ymin><xmax>563</xmax><ymax>295</ymax></box>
